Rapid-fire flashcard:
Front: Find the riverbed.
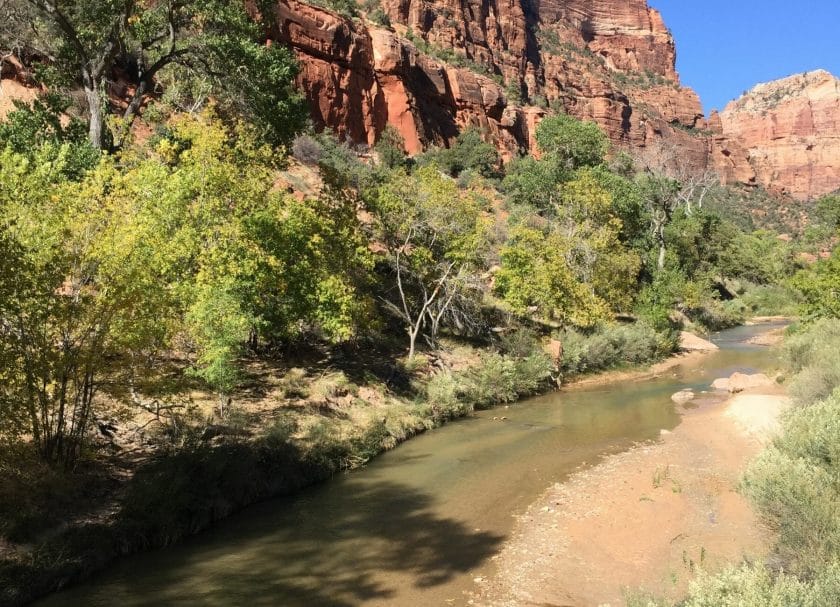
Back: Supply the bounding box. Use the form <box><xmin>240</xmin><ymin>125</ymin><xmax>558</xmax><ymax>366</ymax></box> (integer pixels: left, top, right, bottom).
<box><xmin>37</xmin><ymin>323</ymin><xmax>783</xmax><ymax>607</ymax></box>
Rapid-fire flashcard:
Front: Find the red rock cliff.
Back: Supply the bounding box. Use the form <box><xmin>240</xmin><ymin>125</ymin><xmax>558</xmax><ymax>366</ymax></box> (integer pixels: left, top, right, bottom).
<box><xmin>715</xmin><ymin>70</ymin><xmax>840</xmax><ymax>200</ymax></box>
<box><xmin>270</xmin><ymin>0</ymin><xmax>709</xmax><ymax>166</ymax></box>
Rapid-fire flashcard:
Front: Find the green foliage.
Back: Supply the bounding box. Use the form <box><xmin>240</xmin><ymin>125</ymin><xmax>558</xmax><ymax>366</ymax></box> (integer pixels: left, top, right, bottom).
<box><xmin>739</xmin><ymin>283</ymin><xmax>801</xmax><ymax>317</ymax></box>
<box><xmin>813</xmin><ymin>193</ymin><xmax>840</xmax><ymax>232</ymax></box>
<box><xmin>681</xmin><ymin>562</ymin><xmax>840</xmax><ymax>607</ymax></box>
<box><xmin>0</xmin><ymin>93</ymin><xmax>98</xmax><ymax>179</ymax></box>
<box><xmin>559</xmin><ymin>322</ymin><xmax>674</xmax><ymax>376</ymax></box>
<box><xmin>495</xmin><ymin>225</ymin><xmax>609</xmax><ymax>327</ymax></box>
<box><xmin>367</xmin><ymin>166</ymin><xmax>489</xmax><ymax>356</ymax></box>
<box><xmin>13</xmin><ymin>0</ymin><xmax>306</xmax><ymax>148</ymax></box>
<box><xmin>429</xmin><ymin>351</ymin><xmax>554</xmax><ymax>412</ymax></box>
<box><xmin>362</xmin><ymin>0</ymin><xmax>392</xmax><ymax>27</ymax></box>
<box><xmin>793</xmin><ymin>248</ymin><xmax>840</xmax><ymax>320</ymax></box>
<box><xmin>534</xmin><ymin>114</ymin><xmax>609</xmax><ymax>170</ymax></box>
<box><xmin>502</xmin><ymin>154</ymin><xmax>566</xmax><ymax>211</ymax></box>
<box><xmin>425</xmin><ymin>372</ymin><xmax>473</xmax><ymax>419</ymax></box>
<box><xmin>315</xmin><ymin>131</ymin><xmax>378</xmax><ymax>190</ymax></box>
<box><xmin>781</xmin><ymin>319</ymin><xmax>840</xmax><ymax>404</ymax></box>
<box><xmin>497</xmin><ymin>167</ymin><xmax>641</xmax><ymax>326</ymax></box>
<box><xmin>374</xmin><ymin>126</ymin><xmax>406</xmax><ymax>170</ymax></box>
<box><xmin>419</xmin><ymin>128</ymin><xmax>500</xmax><ymax>178</ymax></box>
<box><xmin>742</xmin><ymin>393</ymin><xmax>840</xmax><ymax>576</ymax></box>
<box><xmin>0</xmin><ymin>114</ymin><xmax>372</xmax><ymax>465</ymax></box>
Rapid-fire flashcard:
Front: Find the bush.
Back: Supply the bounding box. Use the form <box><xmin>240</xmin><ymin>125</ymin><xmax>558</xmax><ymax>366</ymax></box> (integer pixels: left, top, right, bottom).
<box><xmin>291</xmin><ymin>134</ymin><xmax>323</xmax><ymax>165</ymax></box>
<box><xmin>559</xmin><ymin>322</ymin><xmax>674</xmax><ymax>376</ymax></box>
<box><xmin>781</xmin><ymin>319</ymin><xmax>840</xmax><ymax>404</ymax></box>
<box><xmin>739</xmin><ymin>283</ymin><xmax>801</xmax><ymax>317</ymax></box>
<box><xmin>682</xmin><ymin>562</ymin><xmax>840</xmax><ymax>607</ymax></box>
<box><xmin>425</xmin><ymin>371</ymin><xmax>472</xmax><ymax>419</ymax></box>
<box><xmin>742</xmin><ymin>394</ymin><xmax>840</xmax><ymax>575</ymax></box>
<box><xmin>463</xmin><ymin>352</ymin><xmax>553</xmax><ymax>409</ymax></box>
<box><xmin>417</xmin><ymin>128</ymin><xmax>500</xmax><ymax>178</ymax></box>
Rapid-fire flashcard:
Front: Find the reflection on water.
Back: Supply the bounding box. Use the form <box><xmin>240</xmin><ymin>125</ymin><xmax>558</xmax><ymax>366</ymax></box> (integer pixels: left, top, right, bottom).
<box><xmin>37</xmin><ymin>324</ymin><xmax>782</xmax><ymax>607</ymax></box>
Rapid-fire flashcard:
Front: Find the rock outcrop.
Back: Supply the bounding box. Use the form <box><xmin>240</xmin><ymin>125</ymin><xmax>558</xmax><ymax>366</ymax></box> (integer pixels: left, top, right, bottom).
<box><xmin>0</xmin><ymin>57</ymin><xmax>39</xmax><ymax>119</ymax></box>
<box><xmin>269</xmin><ymin>0</ymin><xmax>709</xmax><ymax>162</ymax></box>
<box><xmin>715</xmin><ymin>70</ymin><xmax>840</xmax><ymax>200</ymax></box>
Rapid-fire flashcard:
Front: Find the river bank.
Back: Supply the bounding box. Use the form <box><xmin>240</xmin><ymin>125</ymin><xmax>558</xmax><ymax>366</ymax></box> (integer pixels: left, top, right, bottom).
<box><xmin>3</xmin><ymin>324</ymin><xmax>781</xmax><ymax>606</ymax></box>
<box><xmin>472</xmin><ymin>356</ymin><xmax>789</xmax><ymax>605</ymax></box>
<box><xmin>0</xmin><ymin>333</ymin><xmax>667</xmax><ymax>607</ymax></box>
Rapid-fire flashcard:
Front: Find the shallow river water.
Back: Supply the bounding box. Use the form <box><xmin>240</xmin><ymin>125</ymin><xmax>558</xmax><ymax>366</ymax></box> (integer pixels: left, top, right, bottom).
<box><xmin>37</xmin><ymin>323</ymin><xmax>783</xmax><ymax>607</ymax></box>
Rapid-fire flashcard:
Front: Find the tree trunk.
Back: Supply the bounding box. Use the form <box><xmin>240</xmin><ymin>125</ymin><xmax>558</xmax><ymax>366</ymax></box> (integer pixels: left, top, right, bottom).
<box><xmin>656</xmin><ymin>223</ymin><xmax>667</xmax><ymax>270</ymax></box>
<box><xmin>407</xmin><ymin>328</ymin><xmax>418</xmax><ymax>361</ymax></box>
<box><xmin>84</xmin><ymin>82</ymin><xmax>106</xmax><ymax>150</ymax></box>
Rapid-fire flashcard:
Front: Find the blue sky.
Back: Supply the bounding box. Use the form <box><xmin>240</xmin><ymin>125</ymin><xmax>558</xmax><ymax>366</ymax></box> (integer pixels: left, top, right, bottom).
<box><xmin>650</xmin><ymin>1</ymin><xmax>840</xmax><ymax>113</ymax></box>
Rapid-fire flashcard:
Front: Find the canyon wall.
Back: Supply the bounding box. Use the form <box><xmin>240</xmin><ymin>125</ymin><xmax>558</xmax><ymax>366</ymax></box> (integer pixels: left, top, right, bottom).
<box><xmin>715</xmin><ymin>70</ymin><xmax>840</xmax><ymax>200</ymax></box>
<box><xmin>269</xmin><ymin>0</ymin><xmax>708</xmax><ymax>166</ymax></box>
<box><xmin>270</xmin><ymin>0</ymin><xmax>840</xmax><ymax>201</ymax></box>
<box><xmin>3</xmin><ymin>1</ymin><xmax>838</xmax><ymax>201</ymax></box>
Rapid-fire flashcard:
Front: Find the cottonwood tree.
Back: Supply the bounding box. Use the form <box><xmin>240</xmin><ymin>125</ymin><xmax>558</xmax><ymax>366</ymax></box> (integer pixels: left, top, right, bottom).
<box><xmin>636</xmin><ymin>173</ymin><xmax>682</xmax><ymax>271</ymax></box>
<box><xmin>0</xmin><ymin>114</ymin><xmax>371</xmax><ymax>466</ymax></box>
<box><xmin>2</xmin><ymin>0</ymin><xmax>305</xmax><ymax>149</ymax></box>
<box><xmin>369</xmin><ymin>167</ymin><xmax>489</xmax><ymax>359</ymax></box>
<box><xmin>504</xmin><ymin>113</ymin><xmax>609</xmax><ymax>212</ymax></box>
<box><xmin>495</xmin><ymin>169</ymin><xmax>640</xmax><ymax>326</ymax></box>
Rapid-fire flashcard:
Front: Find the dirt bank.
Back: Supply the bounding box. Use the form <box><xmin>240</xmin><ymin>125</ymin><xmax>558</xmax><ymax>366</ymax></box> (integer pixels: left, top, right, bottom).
<box><xmin>472</xmin><ymin>385</ymin><xmax>789</xmax><ymax>606</ymax></box>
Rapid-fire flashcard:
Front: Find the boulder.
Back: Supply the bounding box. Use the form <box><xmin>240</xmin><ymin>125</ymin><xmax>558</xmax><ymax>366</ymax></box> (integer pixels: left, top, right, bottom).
<box><xmin>727</xmin><ymin>372</ymin><xmax>774</xmax><ymax>394</ymax></box>
<box><xmin>671</xmin><ymin>389</ymin><xmax>695</xmax><ymax>404</ymax></box>
<box><xmin>711</xmin><ymin>377</ymin><xmax>730</xmax><ymax>391</ymax></box>
<box><xmin>679</xmin><ymin>331</ymin><xmax>719</xmax><ymax>352</ymax></box>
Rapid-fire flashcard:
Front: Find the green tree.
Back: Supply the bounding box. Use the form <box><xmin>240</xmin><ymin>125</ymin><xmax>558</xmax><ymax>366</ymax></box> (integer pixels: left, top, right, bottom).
<box><xmin>495</xmin><ymin>226</ymin><xmax>609</xmax><ymax>327</ymax></box>
<box><xmin>368</xmin><ymin>166</ymin><xmax>489</xmax><ymax>358</ymax></box>
<box><xmin>425</xmin><ymin>127</ymin><xmax>500</xmax><ymax>178</ymax></box>
<box><xmin>534</xmin><ymin>113</ymin><xmax>609</xmax><ymax>170</ymax></box>
<box><xmin>374</xmin><ymin>125</ymin><xmax>406</xmax><ymax>170</ymax></box>
<box><xmin>636</xmin><ymin>173</ymin><xmax>682</xmax><ymax>271</ymax></box>
<box><xmin>7</xmin><ymin>0</ymin><xmax>305</xmax><ymax>149</ymax></box>
<box><xmin>0</xmin><ymin>114</ymin><xmax>371</xmax><ymax>465</ymax></box>
<box><xmin>794</xmin><ymin>248</ymin><xmax>840</xmax><ymax>319</ymax></box>
<box><xmin>503</xmin><ymin>114</ymin><xmax>608</xmax><ymax>213</ymax></box>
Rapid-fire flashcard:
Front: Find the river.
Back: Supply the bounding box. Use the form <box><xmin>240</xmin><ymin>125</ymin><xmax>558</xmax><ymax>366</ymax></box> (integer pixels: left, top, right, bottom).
<box><xmin>36</xmin><ymin>323</ymin><xmax>782</xmax><ymax>607</ymax></box>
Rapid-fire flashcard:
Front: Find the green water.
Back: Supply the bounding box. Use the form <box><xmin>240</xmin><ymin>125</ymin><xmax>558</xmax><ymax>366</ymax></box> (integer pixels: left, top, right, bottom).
<box><xmin>36</xmin><ymin>324</ymin><xmax>782</xmax><ymax>607</ymax></box>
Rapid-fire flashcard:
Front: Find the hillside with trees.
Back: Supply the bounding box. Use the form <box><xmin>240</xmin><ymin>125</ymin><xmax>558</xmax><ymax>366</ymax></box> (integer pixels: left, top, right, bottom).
<box><xmin>0</xmin><ymin>1</ymin><xmax>838</xmax><ymax>606</ymax></box>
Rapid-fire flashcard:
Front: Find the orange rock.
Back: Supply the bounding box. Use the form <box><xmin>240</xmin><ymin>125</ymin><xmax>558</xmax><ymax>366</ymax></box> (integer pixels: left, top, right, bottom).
<box><xmin>268</xmin><ymin>0</ymin><xmax>710</xmax><ymax>166</ymax></box>
<box><xmin>718</xmin><ymin>70</ymin><xmax>840</xmax><ymax>200</ymax></box>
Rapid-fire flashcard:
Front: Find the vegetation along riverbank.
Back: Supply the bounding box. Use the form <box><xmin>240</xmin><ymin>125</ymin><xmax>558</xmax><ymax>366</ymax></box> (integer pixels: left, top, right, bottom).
<box><xmin>2</xmin><ymin>3</ymin><xmax>839</xmax><ymax>604</ymax></box>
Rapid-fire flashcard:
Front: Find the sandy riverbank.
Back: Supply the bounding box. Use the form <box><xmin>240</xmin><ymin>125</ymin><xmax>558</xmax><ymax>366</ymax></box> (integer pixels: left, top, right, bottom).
<box><xmin>471</xmin><ymin>377</ymin><xmax>789</xmax><ymax>606</ymax></box>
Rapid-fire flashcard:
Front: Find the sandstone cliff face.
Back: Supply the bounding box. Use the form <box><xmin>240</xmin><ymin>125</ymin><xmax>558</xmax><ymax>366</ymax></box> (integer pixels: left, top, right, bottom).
<box><xmin>270</xmin><ymin>0</ymin><xmax>709</xmax><ymax>164</ymax></box>
<box><xmin>716</xmin><ymin>70</ymin><xmax>840</xmax><ymax>200</ymax></box>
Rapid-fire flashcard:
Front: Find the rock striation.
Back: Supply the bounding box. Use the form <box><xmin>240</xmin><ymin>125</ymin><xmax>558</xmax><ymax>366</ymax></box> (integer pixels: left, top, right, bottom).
<box><xmin>270</xmin><ymin>0</ymin><xmax>840</xmax><ymax>201</ymax></box>
<box><xmin>269</xmin><ymin>0</ymin><xmax>709</xmax><ymax>162</ymax></box>
<box><xmin>715</xmin><ymin>70</ymin><xmax>840</xmax><ymax>200</ymax></box>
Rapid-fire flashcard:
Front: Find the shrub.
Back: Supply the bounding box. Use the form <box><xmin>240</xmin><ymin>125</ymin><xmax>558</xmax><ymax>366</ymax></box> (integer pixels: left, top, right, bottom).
<box><xmin>425</xmin><ymin>371</ymin><xmax>472</xmax><ymax>419</ymax></box>
<box><xmin>781</xmin><ymin>319</ymin><xmax>840</xmax><ymax>404</ymax></box>
<box><xmin>463</xmin><ymin>351</ymin><xmax>553</xmax><ymax>408</ymax></box>
<box><xmin>291</xmin><ymin>134</ymin><xmax>323</xmax><ymax>165</ymax></box>
<box><xmin>418</xmin><ymin>128</ymin><xmax>500</xmax><ymax>178</ymax></box>
<box><xmin>739</xmin><ymin>283</ymin><xmax>801</xmax><ymax>317</ymax></box>
<box><xmin>559</xmin><ymin>322</ymin><xmax>674</xmax><ymax>376</ymax></box>
<box><xmin>742</xmin><ymin>394</ymin><xmax>840</xmax><ymax>575</ymax></box>
<box><xmin>682</xmin><ymin>562</ymin><xmax>840</xmax><ymax>607</ymax></box>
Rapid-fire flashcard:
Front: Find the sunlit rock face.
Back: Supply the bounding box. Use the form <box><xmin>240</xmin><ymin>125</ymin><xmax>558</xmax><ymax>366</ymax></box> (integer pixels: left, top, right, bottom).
<box><xmin>268</xmin><ymin>1</ymin><xmax>840</xmax><ymax>199</ymax></box>
<box><xmin>716</xmin><ymin>70</ymin><xmax>840</xmax><ymax>200</ymax></box>
<box><xmin>268</xmin><ymin>0</ymin><xmax>707</xmax><ymax>162</ymax></box>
